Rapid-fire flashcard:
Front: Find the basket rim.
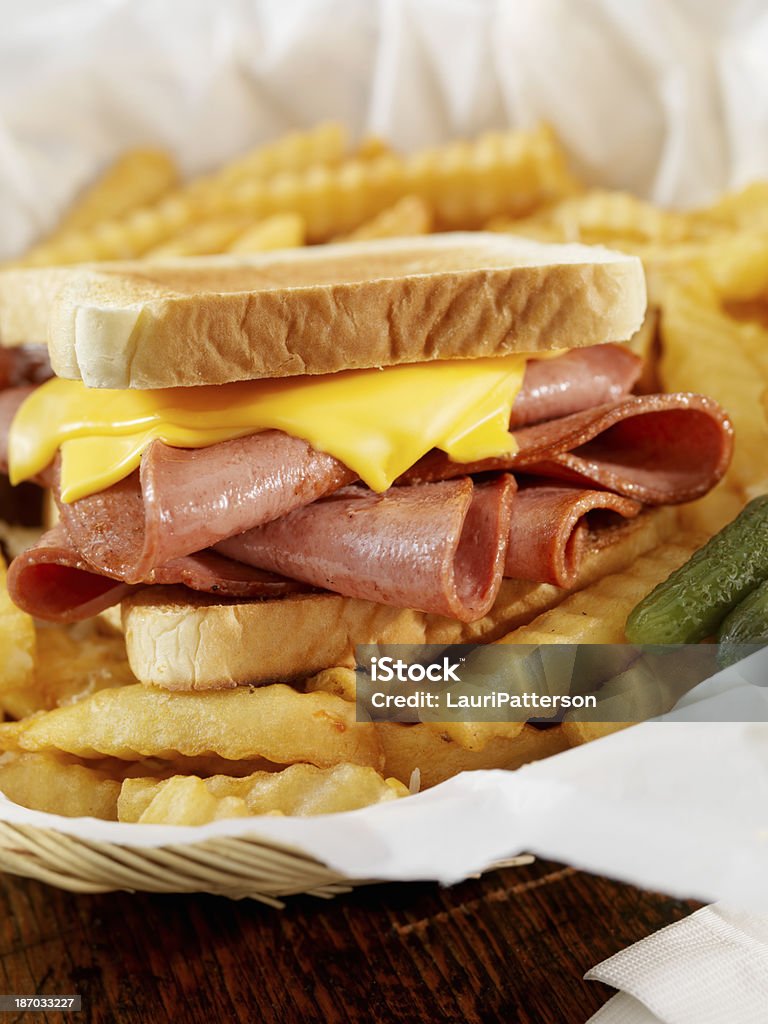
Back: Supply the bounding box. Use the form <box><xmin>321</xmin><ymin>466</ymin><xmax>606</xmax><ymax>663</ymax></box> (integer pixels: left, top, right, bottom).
<box><xmin>0</xmin><ymin>770</ymin><xmax>531</xmax><ymax>890</ymax></box>
<box><xmin>0</xmin><ymin>818</ymin><xmax>534</xmax><ymax>901</ymax></box>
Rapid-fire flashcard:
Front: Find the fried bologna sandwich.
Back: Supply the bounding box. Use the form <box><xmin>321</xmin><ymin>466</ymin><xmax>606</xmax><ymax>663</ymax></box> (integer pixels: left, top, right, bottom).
<box><xmin>0</xmin><ymin>234</ymin><xmax>732</xmax><ymax>691</ymax></box>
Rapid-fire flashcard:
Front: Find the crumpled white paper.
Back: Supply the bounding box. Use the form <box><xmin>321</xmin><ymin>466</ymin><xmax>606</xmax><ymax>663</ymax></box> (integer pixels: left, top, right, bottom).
<box><xmin>1</xmin><ymin>0</ymin><xmax>768</xmax><ymax>903</ymax></box>
<box><xmin>3</xmin><ymin>0</ymin><xmax>768</xmax><ymax>258</ymax></box>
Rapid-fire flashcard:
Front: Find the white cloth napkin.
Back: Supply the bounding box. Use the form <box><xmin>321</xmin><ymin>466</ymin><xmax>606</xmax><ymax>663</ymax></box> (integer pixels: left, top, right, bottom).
<box><xmin>585</xmin><ymin>905</ymin><xmax>768</xmax><ymax>1024</ymax></box>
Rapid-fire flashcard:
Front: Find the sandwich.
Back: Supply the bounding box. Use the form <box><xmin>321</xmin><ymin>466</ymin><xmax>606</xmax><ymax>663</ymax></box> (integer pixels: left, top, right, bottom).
<box><xmin>0</xmin><ymin>235</ymin><xmax>732</xmax><ymax>742</ymax></box>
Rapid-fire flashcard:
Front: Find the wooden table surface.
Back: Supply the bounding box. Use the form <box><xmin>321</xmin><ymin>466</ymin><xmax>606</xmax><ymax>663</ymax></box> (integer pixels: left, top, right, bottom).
<box><xmin>0</xmin><ymin>858</ymin><xmax>701</xmax><ymax>1024</ymax></box>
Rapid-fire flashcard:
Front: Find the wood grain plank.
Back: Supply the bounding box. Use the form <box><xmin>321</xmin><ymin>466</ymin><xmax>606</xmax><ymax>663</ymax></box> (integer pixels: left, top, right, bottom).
<box><xmin>0</xmin><ymin>862</ymin><xmax>701</xmax><ymax>1024</ymax></box>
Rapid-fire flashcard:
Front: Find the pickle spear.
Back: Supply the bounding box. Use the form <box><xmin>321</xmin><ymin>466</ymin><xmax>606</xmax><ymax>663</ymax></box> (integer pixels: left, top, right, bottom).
<box><xmin>626</xmin><ymin>495</ymin><xmax>768</xmax><ymax>644</ymax></box>
<box><xmin>717</xmin><ymin>579</ymin><xmax>768</xmax><ymax>667</ymax></box>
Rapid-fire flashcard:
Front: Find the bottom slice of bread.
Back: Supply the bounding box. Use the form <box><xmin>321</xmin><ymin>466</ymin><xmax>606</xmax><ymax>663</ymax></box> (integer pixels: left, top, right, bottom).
<box><xmin>121</xmin><ymin>507</ymin><xmax>678</xmax><ymax>690</ymax></box>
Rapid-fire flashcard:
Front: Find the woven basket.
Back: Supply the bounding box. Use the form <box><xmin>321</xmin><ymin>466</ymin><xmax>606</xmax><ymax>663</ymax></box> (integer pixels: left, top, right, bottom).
<box><xmin>0</xmin><ymin>820</ymin><xmax>533</xmax><ymax>905</ymax></box>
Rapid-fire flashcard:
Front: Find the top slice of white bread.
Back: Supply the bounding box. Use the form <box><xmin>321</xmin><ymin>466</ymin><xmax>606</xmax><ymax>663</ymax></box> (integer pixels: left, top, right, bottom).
<box><xmin>0</xmin><ymin>234</ymin><xmax>645</xmax><ymax>389</ymax></box>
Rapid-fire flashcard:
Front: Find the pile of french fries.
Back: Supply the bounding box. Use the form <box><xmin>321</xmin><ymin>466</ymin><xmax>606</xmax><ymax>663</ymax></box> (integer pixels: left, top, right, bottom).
<box><xmin>1</xmin><ymin>122</ymin><xmax>767</xmax><ymax>824</ymax></box>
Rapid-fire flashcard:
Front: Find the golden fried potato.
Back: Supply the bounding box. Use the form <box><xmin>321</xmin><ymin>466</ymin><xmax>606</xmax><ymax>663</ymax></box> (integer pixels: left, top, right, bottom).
<box><xmin>304</xmin><ymin>666</ymin><xmax>358</xmax><ymax>703</ymax></box>
<box><xmin>493</xmin><ymin>189</ymin><xmax>690</xmax><ymax>247</ymax></box>
<box><xmin>691</xmin><ymin>181</ymin><xmax>768</xmax><ymax>232</ymax></box>
<box><xmin>120</xmin><ymin>776</ymin><xmax>248</xmax><ymax>824</ymax></box>
<box><xmin>561</xmin><ymin>721</ymin><xmax>630</xmax><ymax>747</ymax></box>
<box><xmin>8</xmin><ymin>683</ymin><xmax>384</xmax><ymax>770</ymax></box>
<box><xmin>36</xmin><ymin>623</ymin><xmax>135</xmax><ymax>705</ymax></box>
<box><xmin>678</xmin><ymin>485</ymin><xmax>746</xmax><ymax>537</ymax></box>
<box><xmin>496</xmin><ymin>536</ymin><xmax>704</xmax><ymax>646</ymax></box>
<box><xmin>660</xmin><ymin>276</ymin><xmax>768</xmax><ymax>505</ymax></box>
<box><xmin>17</xmin><ymin>123</ymin><xmax>342</xmax><ymax>265</ymax></box>
<box><xmin>336</xmin><ymin>195</ymin><xmax>432</xmax><ymax>241</ymax></box>
<box><xmin>2</xmin><ymin>622</ymin><xmax>135</xmax><ymax>721</ymax></box>
<box><xmin>18</xmin><ymin>123</ymin><xmax>576</xmax><ymax>261</ymax></box>
<box><xmin>118</xmin><ymin>763</ymin><xmax>407</xmax><ymax>824</ymax></box>
<box><xmin>699</xmin><ymin>230</ymin><xmax>768</xmax><ymax>302</ymax></box>
<box><xmin>421</xmin><ymin>720</ymin><xmax>527</xmax><ymax>752</ymax></box>
<box><xmin>42</xmin><ymin>148</ymin><xmax>178</xmax><ymax>240</ymax></box>
<box><xmin>200</xmin><ymin>121</ymin><xmax>347</xmax><ymax>189</ymax></box>
<box><xmin>0</xmin><ymin>751</ymin><xmax>120</xmax><ymax>819</ymax></box>
<box><xmin>354</xmin><ymin>135</ymin><xmax>392</xmax><ymax>160</ymax></box>
<box><xmin>378</xmin><ymin>722</ymin><xmax>568</xmax><ymax>789</ymax></box>
<box><xmin>227</xmin><ymin>212</ymin><xmax>306</xmax><ymax>253</ymax></box>
<box><xmin>146</xmin><ymin>214</ymin><xmax>255</xmax><ymax>258</ymax></box>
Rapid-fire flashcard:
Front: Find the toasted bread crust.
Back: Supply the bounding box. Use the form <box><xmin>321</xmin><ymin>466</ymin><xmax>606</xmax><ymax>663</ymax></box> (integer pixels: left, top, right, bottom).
<box><xmin>121</xmin><ymin>507</ymin><xmax>677</xmax><ymax>690</ymax></box>
<box><xmin>0</xmin><ymin>235</ymin><xmax>645</xmax><ymax>387</ymax></box>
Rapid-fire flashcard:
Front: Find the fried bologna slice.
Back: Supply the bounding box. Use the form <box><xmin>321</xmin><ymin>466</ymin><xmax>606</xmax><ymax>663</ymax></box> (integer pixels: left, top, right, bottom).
<box><xmin>122</xmin><ymin>508</ymin><xmax>677</xmax><ymax>690</ymax></box>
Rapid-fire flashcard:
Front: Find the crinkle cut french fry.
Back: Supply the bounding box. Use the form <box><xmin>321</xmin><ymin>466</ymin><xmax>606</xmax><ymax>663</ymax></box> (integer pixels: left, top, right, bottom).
<box><xmin>484</xmin><ymin>213</ymin><xmax>566</xmax><ymax>243</ymax></box>
<box><xmin>0</xmin><ymin>721</ymin><xmax>23</xmax><ymax>751</ymax></box>
<box><xmin>337</xmin><ymin>195</ymin><xmax>432</xmax><ymax>241</ymax></box>
<box><xmin>421</xmin><ymin>720</ymin><xmax>527</xmax><ymax>752</ymax></box>
<box><xmin>303</xmin><ymin>668</ymin><xmax>531</xmax><ymax>752</ymax></box>
<box><xmin>94</xmin><ymin>754</ymin><xmax>283</xmax><ymax>782</ymax></box>
<box><xmin>121</xmin><ymin>776</ymin><xmax>248</xmax><ymax>825</ymax></box>
<box><xmin>569</xmin><ymin>650</ymin><xmax>704</xmax><ymax>725</ymax></box>
<box><xmin>303</xmin><ymin>667</ymin><xmax>357</xmax><ymax>703</ymax></box>
<box><xmin>354</xmin><ymin>135</ymin><xmax>392</xmax><ymax>160</ymax></box>
<box><xmin>37</xmin><ymin>623</ymin><xmax>135</xmax><ymax>705</ymax></box>
<box><xmin>43</xmin><ymin>148</ymin><xmax>178</xmax><ymax>241</ymax></box>
<box><xmin>118</xmin><ymin>763</ymin><xmax>408</xmax><ymax>824</ymax></box>
<box><xmin>698</xmin><ymin>231</ymin><xmax>768</xmax><ymax>302</ymax></box>
<box><xmin>561</xmin><ymin>721</ymin><xmax>631</xmax><ymax>747</ymax></box>
<box><xmin>9</xmin><ymin>683</ymin><xmax>384</xmax><ymax>770</ymax></box>
<box><xmin>496</xmin><ymin>537</ymin><xmax>705</xmax><ymax>646</ymax></box>
<box><xmin>496</xmin><ymin>542</ymin><xmax>713</xmax><ymax>736</ymax></box>
<box><xmin>215</xmin><ymin>123</ymin><xmax>578</xmax><ymax>241</ymax></box>
<box><xmin>18</xmin><ymin>123</ymin><xmax>577</xmax><ymax>262</ymax></box>
<box><xmin>197</xmin><ymin>121</ymin><xmax>347</xmax><ymax>189</ymax></box>
<box><xmin>678</xmin><ymin>485</ymin><xmax>746</xmax><ymax>538</ymax></box>
<box><xmin>659</xmin><ymin>277</ymin><xmax>768</xmax><ymax>499</ymax></box>
<box><xmin>17</xmin><ymin>123</ymin><xmax>344</xmax><ymax>266</ymax></box>
<box><xmin>17</xmin><ymin>196</ymin><xmax>196</xmax><ymax>265</ymax></box>
<box><xmin>0</xmin><ymin>751</ymin><xmax>120</xmax><ymax>819</ymax></box>
<box><xmin>146</xmin><ymin>214</ymin><xmax>256</xmax><ymax>258</ymax></box>
<box><xmin>409</xmin><ymin>123</ymin><xmax>579</xmax><ymax>231</ymax></box>
<box><xmin>490</xmin><ymin>189</ymin><xmax>689</xmax><ymax>247</ymax></box>
<box><xmin>691</xmin><ymin>182</ymin><xmax>768</xmax><ymax>232</ymax></box>
<box><xmin>226</xmin><ymin>213</ymin><xmax>306</xmax><ymax>253</ymax></box>
<box><xmin>2</xmin><ymin>622</ymin><xmax>135</xmax><ymax>722</ymax></box>
<box><xmin>377</xmin><ymin>722</ymin><xmax>568</xmax><ymax>789</ymax></box>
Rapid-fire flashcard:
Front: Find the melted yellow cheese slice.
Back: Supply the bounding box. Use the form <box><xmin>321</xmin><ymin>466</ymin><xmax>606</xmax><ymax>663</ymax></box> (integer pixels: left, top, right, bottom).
<box><xmin>10</xmin><ymin>354</ymin><xmax>551</xmax><ymax>503</ymax></box>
